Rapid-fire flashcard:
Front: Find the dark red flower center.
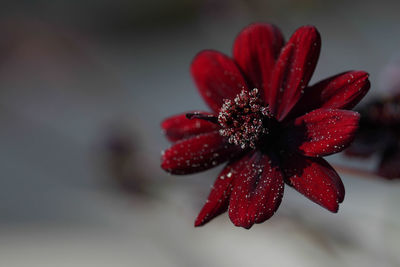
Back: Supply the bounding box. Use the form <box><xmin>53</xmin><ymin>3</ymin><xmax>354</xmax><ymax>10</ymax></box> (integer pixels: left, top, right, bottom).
<box><xmin>218</xmin><ymin>89</ymin><xmax>272</xmax><ymax>149</ymax></box>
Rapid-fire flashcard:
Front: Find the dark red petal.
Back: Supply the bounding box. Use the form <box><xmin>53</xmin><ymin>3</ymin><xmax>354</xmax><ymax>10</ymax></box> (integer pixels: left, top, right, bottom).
<box><xmin>378</xmin><ymin>146</ymin><xmax>400</xmax><ymax>179</ymax></box>
<box><xmin>161</xmin><ymin>131</ymin><xmax>239</xmax><ymax>175</ymax></box>
<box><xmin>311</xmin><ymin>71</ymin><xmax>370</xmax><ymax>110</ymax></box>
<box><xmin>289</xmin><ymin>71</ymin><xmax>370</xmax><ymax>118</ymax></box>
<box><xmin>268</xmin><ymin>26</ymin><xmax>321</xmax><ymax>121</ymax></box>
<box><xmin>282</xmin><ymin>153</ymin><xmax>345</xmax><ymax>212</ymax></box>
<box><xmin>191</xmin><ymin>50</ymin><xmax>249</xmax><ymax>112</ymax></box>
<box><xmin>233</xmin><ymin>23</ymin><xmax>284</xmax><ymax>95</ymax></box>
<box><xmin>161</xmin><ymin>112</ymin><xmax>219</xmax><ymax>142</ymax></box>
<box><xmin>288</xmin><ymin>109</ymin><xmax>360</xmax><ymax>157</ymax></box>
<box><xmin>195</xmin><ymin>157</ymin><xmax>246</xmax><ymax>227</ymax></box>
<box><xmin>228</xmin><ymin>151</ymin><xmax>284</xmax><ymax>229</ymax></box>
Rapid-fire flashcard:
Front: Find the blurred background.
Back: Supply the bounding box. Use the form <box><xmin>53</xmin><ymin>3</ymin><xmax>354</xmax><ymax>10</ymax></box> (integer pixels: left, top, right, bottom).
<box><xmin>0</xmin><ymin>0</ymin><xmax>399</xmax><ymax>266</ymax></box>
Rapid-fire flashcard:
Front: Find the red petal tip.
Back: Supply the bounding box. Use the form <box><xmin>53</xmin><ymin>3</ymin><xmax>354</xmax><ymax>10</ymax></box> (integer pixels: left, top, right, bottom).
<box><xmin>191</xmin><ymin>50</ymin><xmax>248</xmax><ymax>112</ymax></box>
<box><xmin>283</xmin><ymin>154</ymin><xmax>345</xmax><ymax>212</ymax></box>
<box><xmin>161</xmin><ymin>112</ymin><xmax>219</xmax><ymax>142</ymax></box>
<box><xmin>228</xmin><ymin>152</ymin><xmax>284</xmax><ymax>229</ymax></box>
<box><xmin>268</xmin><ymin>25</ymin><xmax>321</xmax><ymax>120</ymax></box>
<box><xmin>194</xmin><ymin>160</ymin><xmax>240</xmax><ymax>226</ymax></box>
<box><xmin>290</xmin><ymin>109</ymin><xmax>360</xmax><ymax>157</ymax></box>
<box><xmin>161</xmin><ymin>132</ymin><xmax>239</xmax><ymax>175</ymax></box>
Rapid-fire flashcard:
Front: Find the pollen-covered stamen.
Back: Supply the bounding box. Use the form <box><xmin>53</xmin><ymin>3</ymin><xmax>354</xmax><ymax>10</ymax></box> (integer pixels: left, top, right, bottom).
<box><xmin>218</xmin><ymin>88</ymin><xmax>272</xmax><ymax>149</ymax></box>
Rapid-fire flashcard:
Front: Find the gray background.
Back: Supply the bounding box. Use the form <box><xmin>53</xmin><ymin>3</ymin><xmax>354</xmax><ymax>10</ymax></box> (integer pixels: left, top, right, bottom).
<box><xmin>0</xmin><ymin>0</ymin><xmax>399</xmax><ymax>266</ymax></box>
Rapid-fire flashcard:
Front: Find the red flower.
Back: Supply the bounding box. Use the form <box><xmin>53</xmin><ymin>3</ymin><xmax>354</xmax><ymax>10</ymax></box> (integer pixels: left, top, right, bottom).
<box><xmin>161</xmin><ymin>23</ymin><xmax>370</xmax><ymax>229</ymax></box>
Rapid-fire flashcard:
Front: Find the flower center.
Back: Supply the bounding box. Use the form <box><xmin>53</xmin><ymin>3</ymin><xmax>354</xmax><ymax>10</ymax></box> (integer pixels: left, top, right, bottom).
<box><xmin>218</xmin><ymin>89</ymin><xmax>272</xmax><ymax>149</ymax></box>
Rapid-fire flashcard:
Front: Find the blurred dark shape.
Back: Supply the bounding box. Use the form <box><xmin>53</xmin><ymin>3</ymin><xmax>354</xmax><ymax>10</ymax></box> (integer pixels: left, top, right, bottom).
<box><xmin>346</xmin><ymin>94</ymin><xmax>400</xmax><ymax>179</ymax></box>
<box><xmin>346</xmin><ymin>55</ymin><xmax>400</xmax><ymax>179</ymax></box>
<box><xmin>105</xmin><ymin>128</ymin><xmax>150</xmax><ymax>194</ymax></box>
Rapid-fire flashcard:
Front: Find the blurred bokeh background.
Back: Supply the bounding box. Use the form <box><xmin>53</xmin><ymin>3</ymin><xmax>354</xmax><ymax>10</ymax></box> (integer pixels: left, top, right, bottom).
<box><xmin>0</xmin><ymin>0</ymin><xmax>400</xmax><ymax>266</ymax></box>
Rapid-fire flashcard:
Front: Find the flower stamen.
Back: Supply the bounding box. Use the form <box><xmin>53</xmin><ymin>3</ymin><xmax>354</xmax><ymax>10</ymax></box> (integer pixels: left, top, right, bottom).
<box><xmin>218</xmin><ymin>88</ymin><xmax>271</xmax><ymax>149</ymax></box>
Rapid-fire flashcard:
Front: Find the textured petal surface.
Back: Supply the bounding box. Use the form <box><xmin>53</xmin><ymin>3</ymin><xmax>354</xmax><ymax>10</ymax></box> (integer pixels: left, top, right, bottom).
<box><xmin>191</xmin><ymin>50</ymin><xmax>249</xmax><ymax>112</ymax></box>
<box><xmin>288</xmin><ymin>109</ymin><xmax>360</xmax><ymax>157</ymax></box>
<box><xmin>228</xmin><ymin>151</ymin><xmax>284</xmax><ymax>229</ymax></box>
<box><xmin>161</xmin><ymin>111</ymin><xmax>219</xmax><ymax>142</ymax></box>
<box><xmin>195</xmin><ymin>157</ymin><xmax>245</xmax><ymax>227</ymax></box>
<box><xmin>233</xmin><ymin>23</ymin><xmax>284</xmax><ymax>94</ymax></box>
<box><xmin>161</xmin><ymin>131</ymin><xmax>239</xmax><ymax>175</ymax></box>
<box><xmin>282</xmin><ymin>153</ymin><xmax>345</xmax><ymax>212</ymax></box>
<box><xmin>268</xmin><ymin>26</ymin><xmax>321</xmax><ymax>121</ymax></box>
<box><xmin>289</xmin><ymin>71</ymin><xmax>370</xmax><ymax>118</ymax></box>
